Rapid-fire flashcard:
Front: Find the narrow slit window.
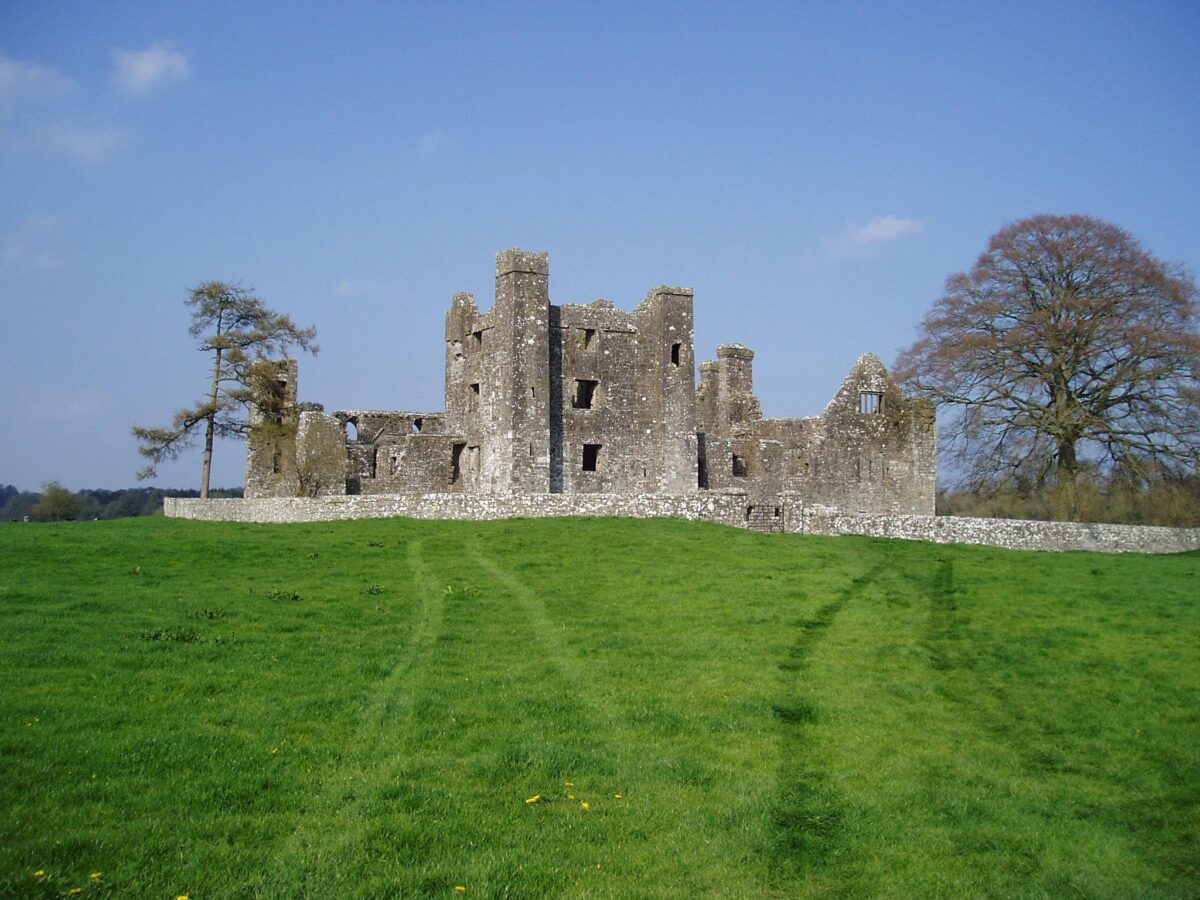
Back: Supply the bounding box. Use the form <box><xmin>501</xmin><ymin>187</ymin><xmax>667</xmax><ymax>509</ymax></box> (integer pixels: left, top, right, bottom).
<box><xmin>859</xmin><ymin>391</ymin><xmax>883</xmax><ymax>414</ymax></box>
<box><xmin>732</xmin><ymin>454</ymin><xmax>747</xmax><ymax>477</ymax></box>
<box><xmin>577</xmin><ymin>328</ymin><xmax>596</xmax><ymax>350</ymax></box>
<box><xmin>582</xmin><ymin>444</ymin><xmax>602</xmax><ymax>472</ymax></box>
<box><xmin>468</xmin><ymin>383</ymin><xmax>480</xmax><ymax>412</ymax></box>
<box><xmin>572</xmin><ymin>379</ymin><xmax>598</xmax><ymax>409</ymax></box>
<box><xmin>671</xmin><ymin>342</ymin><xmax>681</xmax><ymax>366</ymax></box>
<box><xmin>450</xmin><ymin>443</ymin><xmax>465</xmax><ymax>484</ymax></box>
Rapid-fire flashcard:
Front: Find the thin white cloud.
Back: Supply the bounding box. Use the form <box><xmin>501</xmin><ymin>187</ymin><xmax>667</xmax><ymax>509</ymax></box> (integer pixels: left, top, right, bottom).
<box><xmin>417</xmin><ymin>130</ymin><xmax>448</xmax><ymax>156</ymax></box>
<box><xmin>3</xmin><ymin>238</ymin><xmax>64</xmax><ymax>269</ymax></box>
<box><xmin>30</xmin><ymin>121</ymin><xmax>128</xmax><ymax>163</ymax></box>
<box><xmin>337</xmin><ymin>278</ymin><xmax>397</xmax><ymax>298</ymax></box>
<box><xmin>821</xmin><ymin>215</ymin><xmax>925</xmax><ymax>259</ymax></box>
<box><xmin>0</xmin><ymin>53</ymin><xmax>76</xmax><ymax>118</ymax></box>
<box><xmin>112</xmin><ymin>41</ymin><xmax>189</xmax><ymax>96</ymax></box>
<box><xmin>3</xmin><ymin>214</ymin><xmax>66</xmax><ymax>269</ymax></box>
<box><xmin>23</xmin><ymin>386</ymin><xmax>110</xmax><ymax>419</ymax></box>
<box><xmin>853</xmin><ymin>215</ymin><xmax>924</xmax><ymax>244</ymax></box>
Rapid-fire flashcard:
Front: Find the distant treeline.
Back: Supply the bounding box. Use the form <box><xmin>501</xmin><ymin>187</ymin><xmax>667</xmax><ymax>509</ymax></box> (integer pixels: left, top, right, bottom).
<box><xmin>0</xmin><ymin>485</ymin><xmax>243</xmax><ymax>522</ymax></box>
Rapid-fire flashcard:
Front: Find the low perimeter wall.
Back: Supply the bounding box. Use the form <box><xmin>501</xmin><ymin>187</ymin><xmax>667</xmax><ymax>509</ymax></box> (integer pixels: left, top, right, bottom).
<box><xmin>164</xmin><ymin>495</ymin><xmax>1200</xmax><ymax>555</ymax></box>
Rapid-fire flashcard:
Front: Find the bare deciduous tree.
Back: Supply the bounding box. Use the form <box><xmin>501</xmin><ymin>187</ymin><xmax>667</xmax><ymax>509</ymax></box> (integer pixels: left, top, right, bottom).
<box><xmin>294</xmin><ymin>412</ymin><xmax>349</xmax><ymax>498</ymax></box>
<box><xmin>895</xmin><ymin>214</ymin><xmax>1200</xmax><ymax>520</ymax></box>
<box><xmin>132</xmin><ymin>282</ymin><xmax>317</xmax><ymax>497</ymax></box>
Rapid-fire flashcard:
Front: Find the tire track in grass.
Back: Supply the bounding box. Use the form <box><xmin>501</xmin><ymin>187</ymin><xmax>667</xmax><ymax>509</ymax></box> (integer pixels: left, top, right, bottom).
<box><xmin>924</xmin><ymin>557</ymin><xmax>967</xmax><ymax>673</ymax></box>
<box><xmin>463</xmin><ymin>537</ymin><xmax>598</xmax><ymax>696</ymax></box>
<box><xmin>263</xmin><ymin>535</ymin><xmax>448</xmax><ymax>894</ymax></box>
<box><xmin>769</xmin><ymin>557</ymin><xmax>890</xmax><ymax>879</ymax></box>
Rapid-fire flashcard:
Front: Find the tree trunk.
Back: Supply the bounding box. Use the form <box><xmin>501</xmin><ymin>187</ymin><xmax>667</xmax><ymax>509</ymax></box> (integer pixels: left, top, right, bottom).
<box><xmin>1054</xmin><ymin>437</ymin><xmax>1079</xmax><ymax>522</ymax></box>
<box><xmin>200</xmin><ymin>346</ymin><xmax>222</xmax><ymax>499</ymax></box>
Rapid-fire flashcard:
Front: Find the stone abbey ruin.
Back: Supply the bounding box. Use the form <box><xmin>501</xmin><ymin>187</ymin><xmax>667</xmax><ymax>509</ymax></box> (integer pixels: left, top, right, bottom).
<box><xmin>242</xmin><ymin>248</ymin><xmax>937</xmax><ymax>528</ymax></box>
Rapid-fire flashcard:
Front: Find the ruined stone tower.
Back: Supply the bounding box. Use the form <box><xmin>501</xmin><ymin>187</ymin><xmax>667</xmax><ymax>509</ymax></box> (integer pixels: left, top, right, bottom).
<box><xmin>244</xmin><ymin>248</ymin><xmax>935</xmax><ymax>521</ymax></box>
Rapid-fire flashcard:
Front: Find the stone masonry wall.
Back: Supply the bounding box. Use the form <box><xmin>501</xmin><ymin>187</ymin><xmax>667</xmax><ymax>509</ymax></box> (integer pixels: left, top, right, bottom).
<box><xmin>698</xmin><ymin>349</ymin><xmax>935</xmax><ymax>514</ymax></box>
<box><xmin>250</xmin><ymin>247</ymin><xmax>932</xmax><ymax>513</ymax></box>
<box><xmin>165</xmin><ymin>496</ymin><xmax>1200</xmax><ymax>554</ymax></box>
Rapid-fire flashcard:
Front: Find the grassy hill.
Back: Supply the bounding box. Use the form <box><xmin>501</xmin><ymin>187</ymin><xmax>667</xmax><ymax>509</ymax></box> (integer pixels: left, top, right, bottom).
<box><xmin>1</xmin><ymin>517</ymin><xmax>1196</xmax><ymax>898</ymax></box>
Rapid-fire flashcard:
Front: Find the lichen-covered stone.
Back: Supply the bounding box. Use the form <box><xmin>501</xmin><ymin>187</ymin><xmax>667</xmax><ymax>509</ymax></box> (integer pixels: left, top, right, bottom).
<box><xmin>165</xmin><ymin>495</ymin><xmax>1200</xmax><ymax>554</ymax></box>
<box><xmin>242</xmin><ymin>248</ymin><xmax>933</xmax><ymax>521</ymax></box>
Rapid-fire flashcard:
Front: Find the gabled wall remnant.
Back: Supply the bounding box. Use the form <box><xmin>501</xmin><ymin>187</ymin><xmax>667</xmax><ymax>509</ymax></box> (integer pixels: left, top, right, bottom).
<box><xmin>244</xmin><ymin>248</ymin><xmax>936</xmax><ymax>524</ymax></box>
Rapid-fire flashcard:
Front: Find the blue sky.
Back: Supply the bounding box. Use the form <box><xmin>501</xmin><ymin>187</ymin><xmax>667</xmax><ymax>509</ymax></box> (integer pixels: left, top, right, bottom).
<box><xmin>2</xmin><ymin>0</ymin><xmax>1197</xmax><ymax>490</ymax></box>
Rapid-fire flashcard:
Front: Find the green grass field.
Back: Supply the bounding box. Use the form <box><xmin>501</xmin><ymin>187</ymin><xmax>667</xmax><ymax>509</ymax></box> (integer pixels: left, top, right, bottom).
<box><xmin>1</xmin><ymin>517</ymin><xmax>1197</xmax><ymax>898</ymax></box>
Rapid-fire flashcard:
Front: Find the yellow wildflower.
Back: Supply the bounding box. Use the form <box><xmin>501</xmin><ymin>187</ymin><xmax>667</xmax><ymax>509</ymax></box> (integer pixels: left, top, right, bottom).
<box><xmin>69</xmin><ymin>890</ymin><xmax>82</xmax><ymax>896</ymax></box>
<box><xmin>567</xmin><ymin>794</ymin><xmax>575</xmax><ymax>801</ymax></box>
<box><xmin>580</xmin><ymin>801</ymin><xmax>590</xmax><ymax>811</ymax></box>
<box><xmin>90</xmin><ymin>871</ymin><xmax>103</xmax><ymax>878</ymax></box>
<box><xmin>455</xmin><ymin>887</ymin><xmax>467</xmax><ymax>894</ymax></box>
<box><xmin>564</xmin><ymin>781</ymin><xmax>574</xmax><ymax>788</ymax></box>
<box><xmin>614</xmin><ymin>793</ymin><xmax>623</xmax><ymax>799</ymax></box>
<box><xmin>525</xmin><ymin>794</ymin><xmax>541</xmax><ymax>804</ymax></box>
<box><xmin>34</xmin><ymin>870</ymin><xmax>45</xmax><ymax>877</ymax></box>
<box><xmin>178</xmin><ymin>895</ymin><xmax>190</xmax><ymax>900</ymax></box>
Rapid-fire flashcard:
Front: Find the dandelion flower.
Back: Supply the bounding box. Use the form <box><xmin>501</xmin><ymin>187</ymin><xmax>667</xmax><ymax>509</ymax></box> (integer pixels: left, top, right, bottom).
<box><xmin>567</xmin><ymin>794</ymin><xmax>575</xmax><ymax>801</ymax></box>
<box><xmin>34</xmin><ymin>870</ymin><xmax>45</xmax><ymax>877</ymax></box>
<box><xmin>564</xmin><ymin>781</ymin><xmax>574</xmax><ymax>788</ymax></box>
<box><xmin>525</xmin><ymin>794</ymin><xmax>541</xmax><ymax>804</ymax></box>
<box><xmin>90</xmin><ymin>871</ymin><xmax>103</xmax><ymax>878</ymax></box>
<box><xmin>614</xmin><ymin>793</ymin><xmax>623</xmax><ymax>799</ymax></box>
<box><xmin>178</xmin><ymin>895</ymin><xmax>190</xmax><ymax>899</ymax></box>
<box><xmin>455</xmin><ymin>887</ymin><xmax>466</xmax><ymax>893</ymax></box>
<box><xmin>580</xmin><ymin>801</ymin><xmax>590</xmax><ymax>811</ymax></box>
<box><xmin>69</xmin><ymin>890</ymin><xmax>82</xmax><ymax>896</ymax></box>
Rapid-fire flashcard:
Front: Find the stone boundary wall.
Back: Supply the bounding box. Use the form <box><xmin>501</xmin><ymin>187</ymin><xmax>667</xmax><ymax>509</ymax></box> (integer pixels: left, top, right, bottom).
<box><xmin>164</xmin><ymin>493</ymin><xmax>750</xmax><ymax>529</ymax></box>
<box><xmin>165</xmin><ymin>496</ymin><xmax>1200</xmax><ymax>555</ymax></box>
<box><xmin>798</xmin><ymin>508</ymin><xmax>1200</xmax><ymax>555</ymax></box>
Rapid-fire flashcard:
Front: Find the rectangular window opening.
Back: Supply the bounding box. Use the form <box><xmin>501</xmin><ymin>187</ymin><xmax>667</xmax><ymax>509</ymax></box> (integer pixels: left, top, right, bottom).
<box><xmin>732</xmin><ymin>454</ymin><xmax>747</xmax><ymax>477</ymax></box>
<box><xmin>582</xmin><ymin>443</ymin><xmax>602</xmax><ymax>472</ymax></box>
<box><xmin>859</xmin><ymin>391</ymin><xmax>883</xmax><ymax>414</ymax></box>
<box><xmin>577</xmin><ymin>328</ymin><xmax>596</xmax><ymax>350</ymax></box>
<box><xmin>671</xmin><ymin>342</ymin><xmax>681</xmax><ymax>366</ymax></box>
<box><xmin>468</xmin><ymin>382</ymin><xmax>480</xmax><ymax>412</ymax></box>
<box><xmin>450</xmin><ymin>443</ymin><xmax>465</xmax><ymax>484</ymax></box>
<box><xmin>572</xmin><ymin>379</ymin><xmax>598</xmax><ymax>409</ymax></box>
